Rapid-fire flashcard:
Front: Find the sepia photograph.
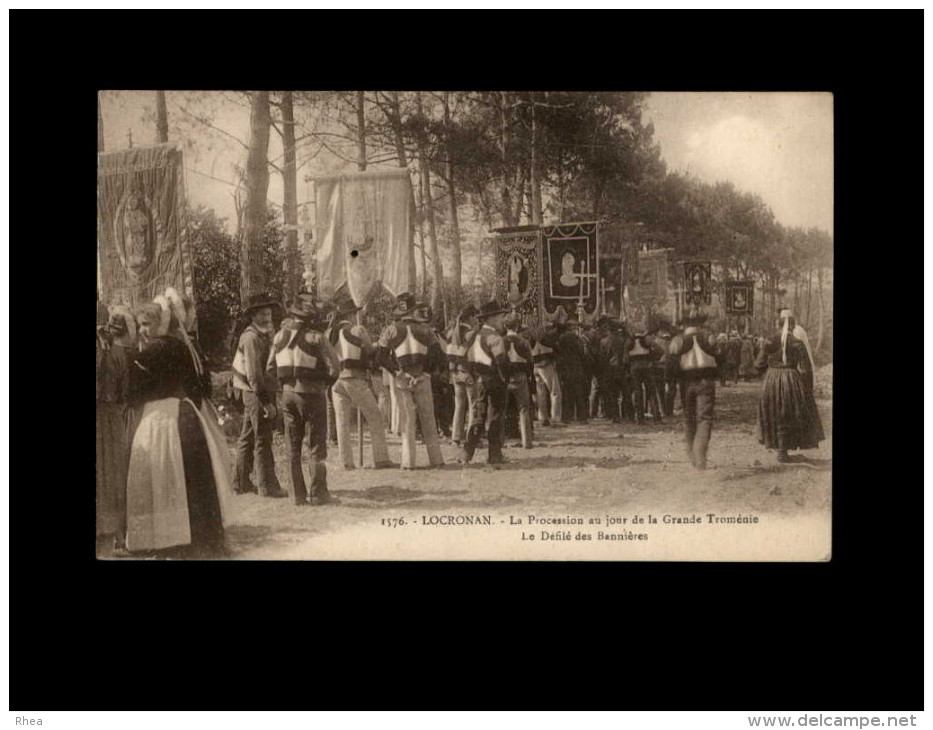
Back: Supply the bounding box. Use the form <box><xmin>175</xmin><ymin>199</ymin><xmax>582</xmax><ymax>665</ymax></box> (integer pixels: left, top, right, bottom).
<box><xmin>95</xmin><ymin>90</ymin><xmax>833</xmax><ymax>561</ymax></box>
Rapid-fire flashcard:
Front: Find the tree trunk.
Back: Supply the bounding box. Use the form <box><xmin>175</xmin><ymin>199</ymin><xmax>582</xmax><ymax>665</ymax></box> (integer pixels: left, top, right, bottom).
<box><xmin>530</xmin><ymin>94</ymin><xmax>543</xmax><ymax>225</ymax></box>
<box><xmin>98</xmin><ymin>92</ymin><xmax>105</xmax><ymax>152</ymax></box>
<box><xmin>417</xmin><ymin>170</ymin><xmax>427</xmax><ymax>299</ymax></box>
<box><xmin>281</xmin><ymin>91</ymin><xmax>301</xmax><ymax>302</ymax></box>
<box><xmin>240</xmin><ymin>91</ymin><xmax>271</xmax><ymax>306</ymax></box>
<box><xmin>805</xmin><ymin>268</ymin><xmax>813</xmax><ymax>329</ymax></box>
<box><xmin>793</xmin><ymin>273</ymin><xmax>800</xmax><ymax>315</ymax></box>
<box><xmin>155</xmin><ymin>90</ymin><xmax>169</xmax><ymax>143</ymax></box>
<box><xmin>499</xmin><ymin>91</ymin><xmax>514</xmax><ymax>227</ymax></box>
<box><xmin>356</xmin><ymin>90</ymin><xmax>366</xmax><ymax>171</ymax></box>
<box><xmin>513</xmin><ymin>166</ymin><xmax>527</xmax><ymax>225</ymax></box>
<box><xmin>443</xmin><ymin>91</ymin><xmax>462</xmax><ymax>292</ymax></box>
<box><xmin>815</xmin><ymin>267</ymin><xmax>824</xmax><ymax>353</ymax></box>
<box><xmin>384</xmin><ymin>91</ymin><xmax>417</xmax><ymax>294</ymax></box>
<box><xmin>557</xmin><ymin>147</ymin><xmax>564</xmax><ymax>221</ymax></box>
<box><xmin>416</xmin><ymin>92</ymin><xmax>444</xmax><ymax>313</ymax></box>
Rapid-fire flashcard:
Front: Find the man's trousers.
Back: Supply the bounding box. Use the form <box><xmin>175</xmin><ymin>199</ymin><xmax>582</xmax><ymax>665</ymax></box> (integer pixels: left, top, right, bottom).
<box><xmin>332</xmin><ymin>376</ymin><xmax>391</xmax><ymax>470</ymax></box>
<box><xmin>451</xmin><ymin>371</ymin><xmax>477</xmax><ymax>444</ymax></box>
<box><xmin>507</xmin><ymin>372</ymin><xmax>533</xmax><ymax>448</ymax></box>
<box><xmin>533</xmin><ymin>363</ymin><xmax>562</xmax><ymax>424</ymax></box>
<box><xmin>558</xmin><ymin>367</ymin><xmax>589</xmax><ymax>423</ymax></box>
<box><xmin>682</xmin><ymin>377</ymin><xmax>716</xmax><ymax>469</ymax></box>
<box><xmin>463</xmin><ymin>377</ymin><xmax>507</xmax><ymax>462</ymax></box>
<box><xmin>630</xmin><ymin>364</ymin><xmax>661</xmax><ymax>423</ymax></box>
<box><xmin>234</xmin><ymin>391</ymin><xmax>282</xmax><ymax>495</ymax></box>
<box><xmin>281</xmin><ymin>390</ymin><xmax>328</xmax><ymax>503</ymax></box>
<box><xmin>395</xmin><ymin>372</ymin><xmax>444</xmax><ymax>469</ymax></box>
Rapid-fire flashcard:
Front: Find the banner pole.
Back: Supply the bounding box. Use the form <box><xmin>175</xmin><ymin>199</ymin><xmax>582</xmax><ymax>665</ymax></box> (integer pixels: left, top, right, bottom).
<box><xmin>357</xmin><ymin>306</ymin><xmax>365</xmax><ymax>466</ymax></box>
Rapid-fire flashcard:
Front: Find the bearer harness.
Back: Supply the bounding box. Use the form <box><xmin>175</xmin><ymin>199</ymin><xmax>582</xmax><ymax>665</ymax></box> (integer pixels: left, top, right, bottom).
<box><xmin>468</xmin><ymin>327</ymin><xmax>498</xmax><ymax>376</ymax></box>
<box><xmin>445</xmin><ymin>325</ymin><xmax>474</xmax><ymax>372</ymax></box>
<box><xmin>391</xmin><ymin>322</ymin><xmax>432</xmax><ymax>374</ymax></box>
<box><xmin>273</xmin><ymin>325</ymin><xmax>330</xmax><ymax>384</ymax></box>
<box><xmin>679</xmin><ymin>328</ymin><xmax>718</xmax><ymax>373</ymax></box>
<box><xmin>332</xmin><ymin>323</ymin><xmax>368</xmax><ymax>371</ymax></box>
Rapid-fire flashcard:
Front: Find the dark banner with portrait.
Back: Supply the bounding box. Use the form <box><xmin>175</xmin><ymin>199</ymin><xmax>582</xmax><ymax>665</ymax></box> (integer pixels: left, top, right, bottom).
<box><xmin>492</xmin><ymin>230</ymin><xmax>541</xmax><ymax>323</ymax></box>
<box><xmin>97</xmin><ymin>143</ymin><xmax>194</xmax><ymax>310</ymax></box>
<box><xmin>683</xmin><ymin>261</ymin><xmax>712</xmax><ymax>306</ymax></box>
<box><xmin>724</xmin><ymin>280</ymin><xmax>754</xmax><ymax>315</ymax></box>
<box><xmin>540</xmin><ymin>222</ymin><xmax>599</xmax><ymax>317</ymax></box>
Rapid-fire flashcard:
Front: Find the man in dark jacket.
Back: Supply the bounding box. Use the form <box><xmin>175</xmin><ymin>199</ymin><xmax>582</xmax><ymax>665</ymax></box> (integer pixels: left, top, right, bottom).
<box><xmin>558</xmin><ymin>317</ymin><xmax>589</xmax><ymax>423</ymax></box>
<box><xmin>232</xmin><ymin>292</ymin><xmax>286</xmax><ymax>498</ymax></box>
<box><xmin>461</xmin><ymin>301</ymin><xmax>512</xmax><ymax>466</ymax></box>
<box><xmin>595</xmin><ymin>316</ymin><xmax>628</xmax><ymax>423</ymax></box>
<box><xmin>628</xmin><ymin>326</ymin><xmax>662</xmax><ymax>424</ymax></box>
<box><xmin>503</xmin><ymin>312</ymin><xmax>534</xmax><ymax>449</ymax></box>
<box><xmin>529</xmin><ymin>309</ymin><xmax>564</xmax><ymax>426</ymax></box>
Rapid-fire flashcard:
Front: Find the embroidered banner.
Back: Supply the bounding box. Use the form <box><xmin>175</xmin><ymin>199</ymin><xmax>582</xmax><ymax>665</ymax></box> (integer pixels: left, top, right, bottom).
<box><xmin>724</xmin><ymin>280</ymin><xmax>755</xmax><ymax>315</ymax></box>
<box><xmin>313</xmin><ymin>169</ymin><xmax>413</xmax><ymax>308</ymax></box>
<box><xmin>540</xmin><ymin>222</ymin><xmax>599</xmax><ymax>317</ymax></box>
<box><xmin>491</xmin><ymin>230</ymin><xmax>541</xmax><ymax>323</ymax></box>
<box><xmin>628</xmin><ymin>249</ymin><xmax>669</xmax><ymax>304</ymax></box>
<box><xmin>97</xmin><ymin>144</ymin><xmax>193</xmax><ymax>311</ymax></box>
<box><xmin>683</xmin><ymin>261</ymin><xmax>713</xmax><ymax>306</ymax></box>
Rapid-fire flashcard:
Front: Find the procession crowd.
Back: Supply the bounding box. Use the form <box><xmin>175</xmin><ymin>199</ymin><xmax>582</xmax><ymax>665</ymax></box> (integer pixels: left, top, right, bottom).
<box><xmin>96</xmin><ymin>286</ymin><xmax>825</xmax><ymax>559</ymax></box>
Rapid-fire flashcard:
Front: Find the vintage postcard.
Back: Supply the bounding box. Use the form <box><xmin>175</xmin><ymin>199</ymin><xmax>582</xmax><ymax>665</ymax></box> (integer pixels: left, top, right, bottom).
<box><xmin>96</xmin><ymin>90</ymin><xmax>832</xmax><ymax>561</ymax></box>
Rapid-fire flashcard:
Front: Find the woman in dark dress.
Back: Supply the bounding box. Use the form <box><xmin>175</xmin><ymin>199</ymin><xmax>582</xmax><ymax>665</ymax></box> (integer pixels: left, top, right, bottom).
<box><xmin>123</xmin><ymin>290</ymin><xmax>232</xmax><ymax>558</ymax></box>
<box><xmin>756</xmin><ymin>309</ymin><xmax>825</xmax><ymax>463</ymax></box>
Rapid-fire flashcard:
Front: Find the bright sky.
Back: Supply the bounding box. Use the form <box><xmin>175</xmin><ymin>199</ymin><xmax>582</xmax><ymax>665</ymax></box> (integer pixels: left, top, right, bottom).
<box><xmin>100</xmin><ymin>91</ymin><xmax>834</xmax><ymax>237</ymax></box>
<box><xmin>643</xmin><ymin>92</ymin><xmax>833</xmax><ymax>236</ymax></box>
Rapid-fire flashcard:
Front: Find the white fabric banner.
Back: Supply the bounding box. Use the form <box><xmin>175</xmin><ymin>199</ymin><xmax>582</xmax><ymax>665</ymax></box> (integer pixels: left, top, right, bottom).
<box><xmin>313</xmin><ymin>169</ymin><xmax>412</xmax><ymax>307</ymax></box>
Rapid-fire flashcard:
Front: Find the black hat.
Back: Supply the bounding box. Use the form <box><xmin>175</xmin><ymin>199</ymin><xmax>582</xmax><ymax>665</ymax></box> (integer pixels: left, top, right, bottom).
<box><xmin>503</xmin><ymin>312</ymin><xmax>522</xmax><ymax>330</ymax></box>
<box><xmin>332</xmin><ymin>289</ymin><xmax>361</xmax><ymax>317</ymax></box>
<box><xmin>476</xmin><ymin>300</ymin><xmax>508</xmax><ymax>319</ymax></box>
<box><xmin>414</xmin><ymin>303</ymin><xmax>433</xmax><ymax>323</ymax></box>
<box><xmin>244</xmin><ymin>291</ymin><xmax>278</xmax><ymax>315</ymax></box>
<box><xmin>596</xmin><ymin>315</ymin><xmax>617</xmax><ymax>330</ymax></box>
<box><xmin>392</xmin><ymin>292</ymin><xmax>420</xmax><ymax>318</ymax></box>
<box><xmin>459</xmin><ymin>304</ymin><xmax>478</xmax><ymax>320</ymax></box>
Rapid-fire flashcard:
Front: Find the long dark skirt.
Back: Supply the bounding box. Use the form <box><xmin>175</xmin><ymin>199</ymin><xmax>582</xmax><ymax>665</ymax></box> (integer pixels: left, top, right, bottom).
<box><xmin>178</xmin><ymin>399</ymin><xmax>225</xmax><ymax>550</ymax></box>
<box><xmin>758</xmin><ymin>366</ymin><xmax>825</xmax><ymax>451</ymax></box>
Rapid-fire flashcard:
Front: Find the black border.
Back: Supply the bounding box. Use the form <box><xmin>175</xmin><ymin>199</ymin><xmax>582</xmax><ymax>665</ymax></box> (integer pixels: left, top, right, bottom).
<box><xmin>11</xmin><ymin>10</ymin><xmax>921</xmax><ymax>711</ymax></box>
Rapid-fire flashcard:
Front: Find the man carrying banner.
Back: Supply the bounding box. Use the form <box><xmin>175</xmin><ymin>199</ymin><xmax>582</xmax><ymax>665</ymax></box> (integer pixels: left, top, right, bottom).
<box><xmin>668</xmin><ymin>309</ymin><xmax>720</xmax><ymax>470</ymax></box>
<box><xmin>530</xmin><ymin>309</ymin><xmax>565</xmax><ymax>426</ymax></box>
<box><xmin>377</xmin><ymin>293</ymin><xmax>444</xmax><ymax>470</ymax></box>
<box><xmin>328</xmin><ymin>290</ymin><xmax>395</xmax><ymax>471</ymax></box>
<box><xmin>503</xmin><ymin>312</ymin><xmax>534</xmax><ymax>449</ymax></box>
<box><xmin>233</xmin><ymin>293</ymin><xmax>286</xmax><ymax>498</ymax></box>
<box><xmin>445</xmin><ymin>305</ymin><xmax>478</xmax><ymax>446</ymax></box>
<box><xmin>595</xmin><ymin>315</ymin><xmax>627</xmax><ymax>424</ymax></box>
<box><xmin>268</xmin><ymin>297</ymin><xmax>340</xmax><ymax>505</ymax></box>
<box><xmin>461</xmin><ymin>301</ymin><xmax>511</xmax><ymax>466</ymax></box>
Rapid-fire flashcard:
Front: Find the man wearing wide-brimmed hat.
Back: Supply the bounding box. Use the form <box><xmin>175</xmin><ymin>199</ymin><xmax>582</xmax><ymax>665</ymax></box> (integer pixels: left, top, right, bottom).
<box><xmin>328</xmin><ymin>289</ymin><xmax>395</xmax><ymax>472</ymax></box>
<box><xmin>461</xmin><ymin>300</ymin><xmax>511</xmax><ymax>466</ymax></box>
<box><xmin>593</xmin><ymin>315</ymin><xmax>626</xmax><ymax>424</ymax></box>
<box><xmin>502</xmin><ymin>311</ymin><xmax>534</xmax><ymax>449</ymax></box>
<box><xmin>267</xmin><ymin>295</ymin><xmax>340</xmax><ymax>505</ymax></box>
<box><xmin>668</xmin><ymin>308</ymin><xmax>720</xmax><ymax>469</ymax></box>
<box><xmin>557</xmin><ymin>310</ymin><xmax>589</xmax><ymax>424</ymax></box>
<box><xmin>232</xmin><ymin>292</ymin><xmax>286</xmax><ymax>498</ymax></box>
<box><xmin>529</xmin><ymin>307</ymin><xmax>565</xmax><ymax>426</ymax></box>
<box><xmin>445</xmin><ymin>304</ymin><xmax>479</xmax><ymax>446</ymax></box>
<box><xmin>376</xmin><ymin>292</ymin><xmax>444</xmax><ymax>469</ymax></box>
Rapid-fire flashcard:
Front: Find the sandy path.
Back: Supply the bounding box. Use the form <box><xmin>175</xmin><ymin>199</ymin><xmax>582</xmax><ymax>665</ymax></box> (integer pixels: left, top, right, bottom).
<box><xmin>222</xmin><ymin>381</ymin><xmax>832</xmax><ymax>561</ymax></box>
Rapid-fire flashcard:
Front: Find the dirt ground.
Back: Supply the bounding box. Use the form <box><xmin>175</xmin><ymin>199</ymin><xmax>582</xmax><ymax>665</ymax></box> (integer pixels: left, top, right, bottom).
<box><xmin>199</xmin><ymin>379</ymin><xmax>831</xmax><ymax>562</ymax></box>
